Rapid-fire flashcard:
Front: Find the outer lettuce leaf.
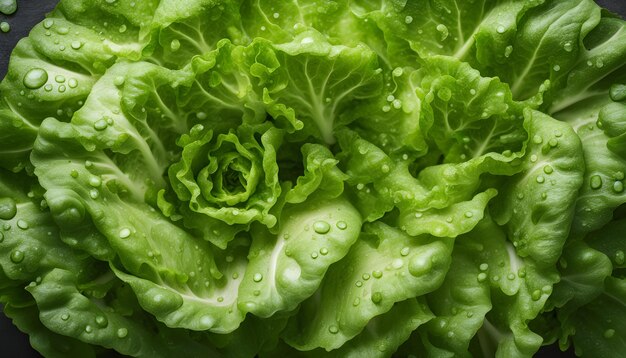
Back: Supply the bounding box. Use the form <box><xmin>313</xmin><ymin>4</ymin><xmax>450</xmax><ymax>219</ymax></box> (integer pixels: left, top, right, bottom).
<box><xmin>26</xmin><ymin>268</ymin><xmax>220</xmax><ymax>357</ymax></box>
<box><xmin>559</xmin><ymin>277</ymin><xmax>626</xmax><ymax>357</ymax></box>
<box><xmin>485</xmin><ymin>0</ymin><xmax>601</xmax><ymax>100</ymax></box>
<box><xmin>282</xmin><ymin>222</ymin><xmax>451</xmax><ymax>351</ymax></box>
<box><xmin>553</xmin><ymin>95</ymin><xmax>626</xmax><ymax>237</ymax></box>
<box><xmin>492</xmin><ymin>109</ymin><xmax>584</xmax><ymax>266</ymax></box>
<box><xmin>32</xmin><ymin>115</ymin><xmax>247</xmax><ymax>333</ymax></box>
<box><xmin>266</xmin><ymin>298</ymin><xmax>433</xmax><ymax>358</ymax></box>
<box><xmin>3</xmin><ymin>300</ymin><xmax>97</xmax><ymax>358</ymax></box>
<box><xmin>284</xmin><ymin>143</ymin><xmax>348</xmax><ymax>204</ymax></box>
<box><xmin>256</xmin><ymin>30</ymin><xmax>383</xmax><ymax>144</ymax></box>
<box><xmin>349</xmin><ymin>67</ymin><xmax>429</xmax><ymax>155</ymax></box>
<box><xmin>408</xmin><ymin>216</ymin><xmax>557</xmax><ymax>358</ymax></box>
<box><xmin>0</xmin><ymin>169</ymin><xmax>90</xmax><ymax>283</ymax></box>
<box><xmin>239</xmin><ymin>195</ymin><xmax>361</xmax><ymax>317</ymax></box>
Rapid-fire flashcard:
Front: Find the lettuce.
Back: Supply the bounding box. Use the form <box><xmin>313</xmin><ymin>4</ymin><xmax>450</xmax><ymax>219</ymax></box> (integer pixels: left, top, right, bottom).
<box><xmin>0</xmin><ymin>0</ymin><xmax>625</xmax><ymax>357</ymax></box>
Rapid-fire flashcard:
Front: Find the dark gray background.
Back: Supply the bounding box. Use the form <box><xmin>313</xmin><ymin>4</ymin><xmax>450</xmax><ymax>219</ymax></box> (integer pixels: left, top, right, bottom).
<box><xmin>1</xmin><ymin>0</ymin><xmax>625</xmax><ymax>357</ymax></box>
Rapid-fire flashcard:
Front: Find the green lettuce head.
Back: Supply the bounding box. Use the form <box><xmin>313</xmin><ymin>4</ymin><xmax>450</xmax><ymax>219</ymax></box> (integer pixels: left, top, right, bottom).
<box><xmin>0</xmin><ymin>0</ymin><xmax>625</xmax><ymax>357</ymax></box>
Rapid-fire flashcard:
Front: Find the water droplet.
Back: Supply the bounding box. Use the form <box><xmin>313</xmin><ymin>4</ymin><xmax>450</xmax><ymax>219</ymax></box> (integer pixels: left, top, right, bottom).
<box><xmin>507</xmin><ymin>273</ymin><xmax>516</xmax><ymax>280</ymax></box>
<box><xmin>170</xmin><ymin>39</ymin><xmax>181</xmax><ymax>51</ymax></box>
<box><xmin>89</xmin><ymin>176</ymin><xmax>102</xmax><ymax>187</ymax></box>
<box><xmin>119</xmin><ymin>228</ymin><xmax>131</xmax><ymax>239</ymax></box>
<box><xmin>273</xmin><ymin>12</ymin><xmax>279</xmax><ymax>18</ymax></box>
<box><xmin>311</xmin><ymin>252</ymin><xmax>318</xmax><ymax>259</ymax></box>
<box><xmin>409</xmin><ymin>255</ymin><xmax>431</xmax><ymax>276</ymax></box>
<box><xmin>549</xmin><ymin>138</ymin><xmax>558</xmax><ymax>147</ymax></box>
<box><xmin>61</xmin><ymin>313</ymin><xmax>70</xmax><ymax>321</ymax></box>
<box><xmin>536</xmin><ymin>175</ymin><xmax>545</xmax><ymax>184</ymax></box>
<box><xmin>609</xmin><ymin>84</ymin><xmax>626</xmax><ymax>102</ymax></box>
<box><xmin>437</xmin><ymin>87</ymin><xmax>452</xmax><ymax>101</ymax></box>
<box><xmin>612</xmin><ymin>181</ymin><xmax>624</xmax><ymax>193</ymax></box>
<box><xmin>95</xmin><ymin>315</ymin><xmax>108</xmax><ymax>327</ymax></box>
<box><xmin>477</xmin><ymin>273</ymin><xmax>487</xmax><ymax>282</ymax></box>
<box><xmin>10</xmin><ymin>250</ymin><xmax>24</xmax><ymax>263</ymax></box>
<box><xmin>362</xmin><ymin>273</ymin><xmax>370</xmax><ymax>280</ymax></box>
<box><xmin>319</xmin><ymin>247</ymin><xmax>329</xmax><ymax>256</ymax></box>
<box><xmin>116</xmin><ymin>328</ymin><xmax>128</xmax><ymax>338</ymax></box>
<box><xmin>469</xmin><ymin>88</ymin><xmax>477</xmax><ymax>95</ymax></box>
<box><xmin>328</xmin><ymin>325</ymin><xmax>339</xmax><ymax>334</ymax></box>
<box><xmin>118</xmin><ymin>24</ymin><xmax>127</xmax><ymax>33</ymax></box>
<box><xmin>563</xmin><ymin>41</ymin><xmax>573</xmax><ymax>52</ymax></box>
<box><xmin>400</xmin><ymin>247</ymin><xmax>410</xmax><ymax>256</ymax></box>
<box><xmin>300</xmin><ymin>36</ymin><xmax>314</xmax><ymax>45</ymax></box>
<box><xmin>371</xmin><ymin>292</ymin><xmax>383</xmax><ymax>304</ymax></box>
<box><xmin>71</xmin><ymin>41</ymin><xmax>83</xmax><ymax>50</ymax></box>
<box><xmin>43</xmin><ymin>19</ymin><xmax>54</xmax><ymax>29</ymax></box>
<box><xmin>479</xmin><ymin>263</ymin><xmax>489</xmax><ymax>271</ymax></box>
<box><xmin>496</xmin><ymin>25</ymin><xmax>505</xmax><ymax>34</ymax></box>
<box><xmin>313</xmin><ymin>221</ymin><xmax>330</xmax><ymax>234</ymax></box>
<box><xmin>595</xmin><ymin>59</ymin><xmax>604</xmax><ymax>68</ymax></box>
<box><xmin>0</xmin><ymin>198</ymin><xmax>17</xmax><ymax>220</ymax></box>
<box><xmin>112</xmin><ymin>76</ymin><xmax>126</xmax><ymax>88</ymax></box>
<box><xmin>253</xmin><ymin>273</ymin><xmax>263</xmax><ymax>282</ymax></box>
<box><xmin>353</xmin><ymin>297</ymin><xmax>360</xmax><ymax>306</ymax></box>
<box><xmin>590</xmin><ymin>175</ymin><xmax>603</xmax><ymax>190</ymax></box>
<box><xmin>23</xmin><ymin>68</ymin><xmax>51</xmax><ymax>91</ymax></box>
<box><xmin>543</xmin><ymin>165</ymin><xmax>553</xmax><ymax>174</ymax></box>
<box><xmin>55</xmin><ymin>75</ymin><xmax>66</xmax><ymax>83</ymax></box>
<box><xmin>94</xmin><ymin>119</ymin><xmax>108</xmax><ymax>131</ymax></box>
<box><xmin>553</xmin><ymin>64</ymin><xmax>560</xmax><ymax>72</ymax></box>
<box><xmin>392</xmin><ymin>67</ymin><xmax>404</xmax><ymax>77</ymax></box>
<box><xmin>85</xmin><ymin>325</ymin><xmax>93</xmax><ymax>333</ymax></box>
<box><xmin>89</xmin><ymin>189</ymin><xmax>99</xmax><ymax>199</ymax></box>
<box><xmin>0</xmin><ymin>21</ymin><xmax>10</xmax><ymax>33</ymax></box>
<box><xmin>372</xmin><ymin>270</ymin><xmax>383</xmax><ymax>278</ymax></box>
<box><xmin>355</xmin><ymin>280</ymin><xmax>362</xmax><ymax>287</ymax></box>
<box><xmin>16</xmin><ymin>219</ymin><xmax>28</xmax><ymax>230</ymax></box>
<box><xmin>615</xmin><ymin>250</ymin><xmax>625</xmax><ymax>265</ymax></box>
<box><xmin>405</xmin><ymin>16</ymin><xmax>413</xmax><ymax>24</ymax></box>
<box><xmin>436</xmin><ymin>24</ymin><xmax>448</xmax><ymax>41</ymax></box>
<box><xmin>464</xmin><ymin>211</ymin><xmax>474</xmax><ymax>218</ymax></box>
<box><xmin>504</xmin><ymin>45</ymin><xmax>513</xmax><ymax>58</ymax></box>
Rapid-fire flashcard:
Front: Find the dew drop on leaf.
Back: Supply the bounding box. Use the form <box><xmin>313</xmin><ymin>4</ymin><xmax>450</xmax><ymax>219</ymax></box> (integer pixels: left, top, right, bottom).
<box><xmin>23</xmin><ymin>68</ymin><xmax>49</xmax><ymax>89</ymax></box>
<box><xmin>0</xmin><ymin>197</ymin><xmax>17</xmax><ymax>220</ymax></box>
